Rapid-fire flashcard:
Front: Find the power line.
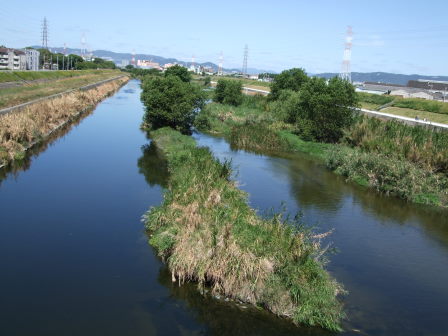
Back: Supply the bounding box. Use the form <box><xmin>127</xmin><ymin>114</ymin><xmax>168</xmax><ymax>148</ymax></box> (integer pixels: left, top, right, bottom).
<box><xmin>242</xmin><ymin>44</ymin><xmax>248</xmax><ymax>76</ymax></box>
<box><xmin>339</xmin><ymin>26</ymin><xmax>353</xmax><ymax>82</ymax></box>
<box><xmin>41</xmin><ymin>17</ymin><xmax>49</xmax><ymax>49</ymax></box>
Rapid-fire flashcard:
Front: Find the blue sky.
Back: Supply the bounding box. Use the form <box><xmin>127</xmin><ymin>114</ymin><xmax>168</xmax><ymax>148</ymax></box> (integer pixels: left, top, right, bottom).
<box><xmin>2</xmin><ymin>0</ymin><xmax>448</xmax><ymax>75</ymax></box>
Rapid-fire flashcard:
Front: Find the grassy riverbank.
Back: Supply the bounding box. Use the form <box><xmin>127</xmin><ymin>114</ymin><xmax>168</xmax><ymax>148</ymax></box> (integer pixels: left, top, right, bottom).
<box><xmin>0</xmin><ymin>70</ymin><xmax>123</xmax><ymax>109</ymax></box>
<box><xmin>196</xmin><ymin>99</ymin><xmax>448</xmax><ymax>207</ymax></box>
<box><xmin>144</xmin><ymin>127</ymin><xmax>344</xmax><ymax>331</ymax></box>
<box><xmin>0</xmin><ymin>70</ymin><xmax>111</xmax><ymax>84</ymax></box>
<box><xmin>357</xmin><ymin>91</ymin><xmax>448</xmax><ymax>124</ymax></box>
<box><xmin>0</xmin><ymin>76</ymin><xmax>129</xmax><ymax>168</ymax></box>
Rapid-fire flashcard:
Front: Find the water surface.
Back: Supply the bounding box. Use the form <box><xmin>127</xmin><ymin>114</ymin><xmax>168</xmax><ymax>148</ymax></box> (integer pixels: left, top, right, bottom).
<box><xmin>1</xmin><ymin>80</ymin><xmax>447</xmax><ymax>335</ymax></box>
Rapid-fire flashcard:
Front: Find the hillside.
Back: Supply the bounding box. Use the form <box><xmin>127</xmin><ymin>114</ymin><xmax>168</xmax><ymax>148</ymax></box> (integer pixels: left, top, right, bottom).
<box><xmin>314</xmin><ymin>72</ymin><xmax>448</xmax><ymax>85</ymax></box>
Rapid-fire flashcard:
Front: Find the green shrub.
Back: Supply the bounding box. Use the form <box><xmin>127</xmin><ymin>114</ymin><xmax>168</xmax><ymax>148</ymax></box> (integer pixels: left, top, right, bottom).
<box><xmin>164</xmin><ymin>64</ymin><xmax>192</xmax><ymax>82</ymax></box>
<box><xmin>141</xmin><ymin>76</ymin><xmax>204</xmax><ymax>133</ymax></box>
<box><xmin>269</xmin><ymin>68</ymin><xmax>308</xmax><ymax>101</ymax></box>
<box><xmin>269</xmin><ymin>89</ymin><xmax>301</xmax><ymax>123</ymax></box>
<box><xmin>295</xmin><ymin>77</ymin><xmax>358</xmax><ymax>143</ymax></box>
<box><xmin>214</xmin><ymin>79</ymin><xmax>243</xmax><ymax>106</ymax></box>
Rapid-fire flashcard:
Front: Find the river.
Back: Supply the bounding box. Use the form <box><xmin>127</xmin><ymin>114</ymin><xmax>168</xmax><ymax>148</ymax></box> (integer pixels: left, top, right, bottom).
<box><xmin>1</xmin><ymin>80</ymin><xmax>447</xmax><ymax>335</ymax></box>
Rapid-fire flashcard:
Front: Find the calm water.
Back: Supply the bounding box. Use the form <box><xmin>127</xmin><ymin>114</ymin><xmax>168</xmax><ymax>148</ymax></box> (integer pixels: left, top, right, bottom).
<box><xmin>1</xmin><ymin>80</ymin><xmax>447</xmax><ymax>335</ymax></box>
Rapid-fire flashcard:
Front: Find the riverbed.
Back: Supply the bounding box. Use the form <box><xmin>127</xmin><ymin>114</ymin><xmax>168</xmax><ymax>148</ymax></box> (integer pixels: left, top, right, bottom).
<box><xmin>1</xmin><ymin>80</ymin><xmax>447</xmax><ymax>335</ymax></box>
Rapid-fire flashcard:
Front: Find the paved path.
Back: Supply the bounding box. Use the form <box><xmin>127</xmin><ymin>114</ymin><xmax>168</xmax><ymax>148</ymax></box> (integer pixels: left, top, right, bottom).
<box><xmin>358</xmin><ymin>108</ymin><xmax>448</xmax><ymax>129</ymax></box>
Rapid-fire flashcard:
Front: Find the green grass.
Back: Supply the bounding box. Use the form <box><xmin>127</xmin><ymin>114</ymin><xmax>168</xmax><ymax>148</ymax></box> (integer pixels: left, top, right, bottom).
<box><xmin>346</xmin><ymin>115</ymin><xmax>448</xmax><ymax>176</ymax></box>
<box><xmin>359</xmin><ymin>102</ymin><xmax>381</xmax><ymax>110</ymax></box>
<box><xmin>327</xmin><ymin>146</ymin><xmax>448</xmax><ymax>207</ymax></box>
<box><xmin>392</xmin><ymin>98</ymin><xmax>448</xmax><ymax>114</ymax></box>
<box><xmin>202</xmin><ymin>75</ymin><xmax>271</xmax><ymax>88</ymax></box>
<box><xmin>145</xmin><ymin>127</ymin><xmax>345</xmax><ymax>331</ymax></box>
<box><xmin>382</xmin><ymin>106</ymin><xmax>448</xmax><ymax>125</ymax></box>
<box><xmin>357</xmin><ymin>92</ymin><xmax>394</xmax><ymax>106</ymax></box>
<box><xmin>0</xmin><ymin>70</ymin><xmax>123</xmax><ymax>109</ymax></box>
<box><xmin>0</xmin><ymin>70</ymin><xmax>114</xmax><ymax>83</ymax></box>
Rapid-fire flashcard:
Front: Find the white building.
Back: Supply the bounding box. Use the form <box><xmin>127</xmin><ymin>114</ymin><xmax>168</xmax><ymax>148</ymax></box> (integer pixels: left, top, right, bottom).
<box><xmin>0</xmin><ymin>48</ymin><xmax>26</xmax><ymax>70</ymax></box>
<box><xmin>25</xmin><ymin>49</ymin><xmax>40</xmax><ymax>71</ymax></box>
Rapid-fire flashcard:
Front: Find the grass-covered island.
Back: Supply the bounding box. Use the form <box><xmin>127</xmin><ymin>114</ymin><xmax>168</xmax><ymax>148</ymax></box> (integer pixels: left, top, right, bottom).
<box><xmin>144</xmin><ymin>127</ymin><xmax>345</xmax><ymax>331</ymax></box>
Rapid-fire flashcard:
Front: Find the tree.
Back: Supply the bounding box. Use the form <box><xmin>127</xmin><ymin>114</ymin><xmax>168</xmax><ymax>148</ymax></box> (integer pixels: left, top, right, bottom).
<box><xmin>203</xmin><ymin>76</ymin><xmax>211</xmax><ymax>87</ymax></box>
<box><xmin>125</xmin><ymin>64</ymin><xmax>134</xmax><ymax>70</ymax></box>
<box><xmin>269</xmin><ymin>89</ymin><xmax>301</xmax><ymax>123</ymax></box>
<box><xmin>141</xmin><ymin>75</ymin><xmax>205</xmax><ymax>133</ymax></box>
<box><xmin>214</xmin><ymin>79</ymin><xmax>243</xmax><ymax>106</ymax></box>
<box><xmin>164</xmin><ymin>64</ymin><xmax>191</xmax><ymax>82</ymax></box>
<box><xmin>294</xmin><ymin>77</ymin><xmax>358</xmax><ymax>143</ymax></box>
<box><xmin>269</xmin><ymin>68</ymin><xmax>308</xmax><ymax>101</ymax></box>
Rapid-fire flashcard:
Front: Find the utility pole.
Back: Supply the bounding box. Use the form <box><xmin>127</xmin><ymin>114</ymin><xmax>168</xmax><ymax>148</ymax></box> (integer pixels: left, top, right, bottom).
<box><xmin>41</xmin><ymin>17</ymin><xmax>49</xmax><ymax>50</ymax></box>
<box><xmin>62</xmin><ymin>55</ymin><xmax>64</xmax><ymax>70</ymax></box>
<box><xmin>242</xmin><ymin>44</ymin><xmax>248</xmax><ymax>77</ymax></box>
<box><xmin>218</xmin><ymin>51</ymin><xmax>223</xmax><ymax>76</ymax></box>
<box><xmin>339</xmin><ymin>26</ymin><xmax>353</xmax><ymax>82</ymax></box>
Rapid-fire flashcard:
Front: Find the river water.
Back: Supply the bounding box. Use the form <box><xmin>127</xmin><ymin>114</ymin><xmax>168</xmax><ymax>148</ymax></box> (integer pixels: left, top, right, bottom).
<box><xmin>1</xmin><ymin>80</ymin><xmax>447</xmax><ymax>335</ymax></box>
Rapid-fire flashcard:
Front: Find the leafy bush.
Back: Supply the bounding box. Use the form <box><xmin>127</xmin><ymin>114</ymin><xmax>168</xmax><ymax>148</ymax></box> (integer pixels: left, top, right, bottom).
<box><xmin>269</xmin><ymin>89</ymin><xmax>301</xmax><ymax>123</ymax></box>
<box><xmin>141</xmin><ymin>76</ymin><xmax>204</xmax><ymax>133</ymax></box>
<box><xmin>214</xmin><ymin>79</ymin><xmax>243</xmax><ymax>106</ymax></box>
<box><xmin>295</xmin><ymin>77</ymin><xmax>358</xmax><ymax>143</ymax></box>
<box><xmin>164</xmin><ymin>64</ymin><xmax>191</xmax><ymax>82</ymax></box>
<box><xmin>269</xmin><ymin>68</ymin><xmax>308</xmax><ymax>101</ymax></box>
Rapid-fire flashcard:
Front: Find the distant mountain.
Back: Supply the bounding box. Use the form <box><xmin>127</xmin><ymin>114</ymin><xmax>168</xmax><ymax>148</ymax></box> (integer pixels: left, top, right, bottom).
<box><xmin>39</xmin><ymin>46</ymin><xmax>274</xmax><ymax>75</ymax></box>
<box><xmin>314</xmin><ymin>72</ymin><xmax>448</xmax><ymax>86</ymax></box>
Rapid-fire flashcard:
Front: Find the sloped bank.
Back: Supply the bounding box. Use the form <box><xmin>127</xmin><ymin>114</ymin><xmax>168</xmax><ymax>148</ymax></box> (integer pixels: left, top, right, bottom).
<box><xmin>143</xmin><ymin>127</ymin><xmax>345</xmax><ymax>331</ymax></box>
<box><xmin>0</xmin><ymin>76</ymin><xmax>129</xmax><ymax>168</ymax></box>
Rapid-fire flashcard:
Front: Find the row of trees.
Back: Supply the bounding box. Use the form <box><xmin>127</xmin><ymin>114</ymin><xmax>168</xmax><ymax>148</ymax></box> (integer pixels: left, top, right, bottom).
<box><xmin>140</xmin><ymin>64</ymin><xmax>358</xmax><ymax>142</ymax></box>
<box><xmin>36</xmin><ymin>48</ymin><xmax>116</xmax><ymax>70</ymax></box>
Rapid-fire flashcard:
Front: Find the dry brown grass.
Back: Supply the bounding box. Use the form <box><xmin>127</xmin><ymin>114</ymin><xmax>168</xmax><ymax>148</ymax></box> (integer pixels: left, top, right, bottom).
<box><xmin>0</xmin><ymin>77</ymin><xmax>129</xmax><ymax>167</ymax></box>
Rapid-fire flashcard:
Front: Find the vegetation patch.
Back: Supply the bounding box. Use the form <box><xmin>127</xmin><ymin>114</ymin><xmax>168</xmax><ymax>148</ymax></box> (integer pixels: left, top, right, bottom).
<box><xmin>345</xmin><ymin>115</ymin><xmax>448</xmax><ymax>176</ymax></box>
<box><xmin>393</xmin><ymin>98</ymin><xmax>448</xmax><ymax>115</ymax></box>
<box><xmin>326</xmin><ymin>147</ymin><xmax>448</xmax><ymax>207</ymax></box>
<box><xmin>144</xmin><ymin>127</ymin><xmax>345</xmax><ymax>331</ymax></box>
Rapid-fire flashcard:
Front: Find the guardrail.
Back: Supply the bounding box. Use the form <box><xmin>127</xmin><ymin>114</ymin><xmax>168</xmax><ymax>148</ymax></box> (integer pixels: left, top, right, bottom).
<box><xmin>0</xmin><ymin>75</ymin><xmax>127</xmax><ymax>116</ymax></box>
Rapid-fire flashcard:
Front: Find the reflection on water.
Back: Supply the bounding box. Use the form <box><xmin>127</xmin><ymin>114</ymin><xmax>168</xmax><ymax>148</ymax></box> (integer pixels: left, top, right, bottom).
<box><xmin>138</xmin><ymin>142</ymin><xmax>169</xmax><ymax>188</ymax></box>
<box><xmin>195</xmin><ymin>132</ymin><xmax>448</xmax><ymax>336</ymax></box>
<box><xmin>0</xmin><ymin>108</ymin><xmax>95</xmax><ymax>186</ymax></box>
